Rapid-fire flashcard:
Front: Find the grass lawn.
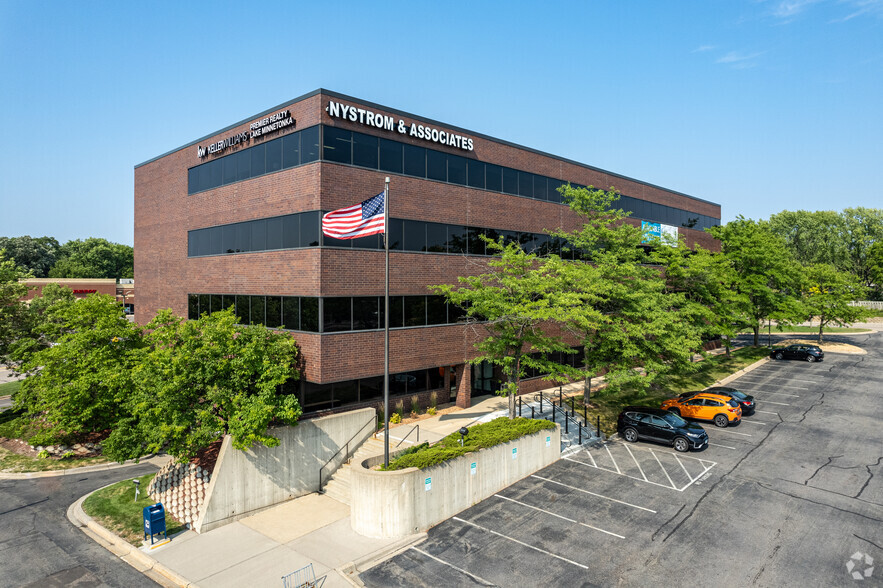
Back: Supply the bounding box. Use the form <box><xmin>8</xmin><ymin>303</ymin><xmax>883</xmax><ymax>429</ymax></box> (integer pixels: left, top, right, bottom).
<box><xmin>0</xmin><ymin>446</ymin><xmax>110</xmax><ymax>473</ymax></box>
<box><xmin>0</xmin><ymin>379</ymin><xmax>22</xmax><ymax>397</ymax></box>
<box><xmin>83</xmin><ymin>473</ymin><xmax>186</xmax><ymax>545</ymax></box>
<box><xmin>571</xmin><ymin>346</ymin><xmax>771</xmax><ymax>436</ymax></box>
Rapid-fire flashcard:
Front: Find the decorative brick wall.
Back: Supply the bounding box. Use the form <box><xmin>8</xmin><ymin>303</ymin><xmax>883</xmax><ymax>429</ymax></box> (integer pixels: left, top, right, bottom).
<box><xmin>148</xmin><ymin>461</ymin><xmax>212</xmax><ymax>528</ymax></box>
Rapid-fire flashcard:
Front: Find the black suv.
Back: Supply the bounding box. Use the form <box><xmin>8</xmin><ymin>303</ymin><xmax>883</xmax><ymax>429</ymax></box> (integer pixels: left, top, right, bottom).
<box><xmin>679</xmin><ymin>387</ymin><xmax>757</xmax><ymax>415</ymax></box>
<box><xmin>617</xmin><ymin>406</ymin><xmax>708</xmax><ymax>452</ymax></box>
<box><xmin>770</xmin><ymin>344</ymin><xmax>824</xmax><ymax>362</ymax></box>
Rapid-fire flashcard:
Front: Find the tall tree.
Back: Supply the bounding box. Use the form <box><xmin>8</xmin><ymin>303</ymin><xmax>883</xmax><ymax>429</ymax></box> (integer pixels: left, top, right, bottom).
<box><xmin>553</xmin><ymin>185</ymin><xmax>702</xmax><ymax>401</ymax></box>
<box><xmin>6</xmin><ymin>283</ymin><xmax>77</xmax><ymax>365</ymax></box>
<box><xmin>16</xmin><ymin>294</ymin><xmax>143</xmax><ymax>443</ymax></box>
<box><xmin>103</xmin><ymin>308</ymin><xmax>302</xmax><ymax>461</ymax></box>
<box><xmin>0</xmin><ymin>236</ymin><xmax>60</xmax><ymax>278</ymax></box>
<box><xmin>432</xmin><ymin>238</ymin><xmax>577</xmax><ymax>419</ymax></box>
<box><xmin>840</xmin><ymin>207</ymin><xmax>883</xmax><ymax>289</ymax></box>
<box><xmin>0</xmin><ymin>251</ymin><xmax>32</xmax><ymax>367</ymax></box>
<box><xmin>707</xmin><ymin>217</ymin><xmax>803</xmax><ymax>346</ymax></box>
<box><xmin>868</xmin><ymin>241</ymin><xmax>883</xmax><ymax>300</ymax></box>
<box><xmin>801</xmin><ymin>264</ymin><xmax>868</xmax><ymax>342</ymax></box>
<box><xmin>49</xmin><ymin>238</ymin><xmax>134</xmax><ymax>279</ymax></box>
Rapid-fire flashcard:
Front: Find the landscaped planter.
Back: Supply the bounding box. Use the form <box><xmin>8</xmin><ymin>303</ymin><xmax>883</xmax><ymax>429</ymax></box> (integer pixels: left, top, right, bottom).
<box><xmin>350</xmin><ymin>424</ymin><xmax>561</xmax><ymax>538</ymax></box>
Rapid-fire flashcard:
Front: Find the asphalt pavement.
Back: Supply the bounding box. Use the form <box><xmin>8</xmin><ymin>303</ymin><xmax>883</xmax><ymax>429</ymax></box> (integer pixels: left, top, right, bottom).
<box><xmin>0</xmin><ymin>463</ymin><xmax>161</xmax><ymax>587</ymax></box>
<box><xmin>362</xmin><ymin>330</ymin><xmax>883</xmax><ymax>587</ymax></box>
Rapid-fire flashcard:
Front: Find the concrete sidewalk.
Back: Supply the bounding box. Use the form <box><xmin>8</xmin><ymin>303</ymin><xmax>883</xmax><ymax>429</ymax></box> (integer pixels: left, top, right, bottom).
<box><xmin>75</xmin><ymin>390</ymin><xmax>552</xmax><ymax>588</ymax></box>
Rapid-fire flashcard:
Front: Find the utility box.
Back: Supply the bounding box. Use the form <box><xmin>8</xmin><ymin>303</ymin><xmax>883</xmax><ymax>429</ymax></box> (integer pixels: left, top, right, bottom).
<box><xmin>143</xmin><ymin>503</ymin><xmax>167</xmax><ymax>544</ymax></box>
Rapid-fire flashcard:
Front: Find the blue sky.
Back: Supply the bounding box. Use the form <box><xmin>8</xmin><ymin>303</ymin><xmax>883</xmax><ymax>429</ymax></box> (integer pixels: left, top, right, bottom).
<box><xmin>1</xmin><ymin>0</ymin><xmax>881</xmax><ymax>246</ymax></box>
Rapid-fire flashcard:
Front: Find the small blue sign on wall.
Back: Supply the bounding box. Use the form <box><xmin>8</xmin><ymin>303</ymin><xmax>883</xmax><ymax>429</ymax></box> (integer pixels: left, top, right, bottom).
<box><xmin>470</xmin><ymin>462</ymin><xmax>477</xmax><ymax>475</ymax></box>
<box><xmin>425</xmin><ymin>477</ymin><xmax>431</xmax><ymax>491</ymax></box>
<box><xmin>546</xmin><ymin>435</ymin><xmax>551</xmax><ymax>447</ymax></box>
<box><xmin>512</xmin><ymin>447</ymin><xmax>517</xmax><ymax>460</ymax></box>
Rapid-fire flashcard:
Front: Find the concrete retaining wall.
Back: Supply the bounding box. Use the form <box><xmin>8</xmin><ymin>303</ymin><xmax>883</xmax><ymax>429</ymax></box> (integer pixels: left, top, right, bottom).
<box><xmin>350</xmin><ymin>424</ymin><xmax>561</xmax><ymax>538</ymax></box>
<box><xmin>195</xmin><ymin>407</ymin><xmax>375</xmax><ymax>533</ymax></box>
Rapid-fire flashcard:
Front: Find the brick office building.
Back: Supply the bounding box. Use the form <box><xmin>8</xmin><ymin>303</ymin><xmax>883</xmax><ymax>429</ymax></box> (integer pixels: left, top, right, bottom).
<box><xmin>134</xmin><ymin>89</ymin><xmax>721</xmax><ymax>415</ymax></box>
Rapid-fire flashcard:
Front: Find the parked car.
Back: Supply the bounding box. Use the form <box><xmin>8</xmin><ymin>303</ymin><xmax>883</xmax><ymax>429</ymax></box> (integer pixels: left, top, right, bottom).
<box><xmin>770</xmin><ymin>344</ymin><xmax>824</xmax><ymax>362</ymax></box>
<box><xmin>617</xmin><ymin>406</ymin><xmax>708</xmax><ymax>452</ymax></box>
<box><xmin>661</xmin><ymin>392</ymin><xmax>742</xmax><ymax>427</ymax></box>
<box><xmin>678</xmin><ymin>387</ymin><xmax>756</xmax><ymax>416</ymax></box>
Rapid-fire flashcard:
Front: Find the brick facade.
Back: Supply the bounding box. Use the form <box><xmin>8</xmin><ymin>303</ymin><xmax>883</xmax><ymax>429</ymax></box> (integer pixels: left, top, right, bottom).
<box><xmin>134</xmin><ymin>89</ymin><xmax>721</xmax><ymax>411</ymax></box>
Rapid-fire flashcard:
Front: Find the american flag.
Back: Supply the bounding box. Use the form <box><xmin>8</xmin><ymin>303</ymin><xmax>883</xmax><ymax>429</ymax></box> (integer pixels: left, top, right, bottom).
<box><xmin>321</xmin><ymin>191</ymin><xmax>386</xmax><ymax>239</ymax></box>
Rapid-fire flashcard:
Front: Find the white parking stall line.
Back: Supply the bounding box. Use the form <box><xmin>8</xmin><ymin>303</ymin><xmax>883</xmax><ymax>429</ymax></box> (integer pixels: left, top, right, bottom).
<box><xmin>530</xmin><ymin>475</ymin><xmax>657</xmax><ymax>512</ymax></box>
<box><xmin>410</xmin><ymin>548</ymin><xmax>495</xmax><ymax>586</ymax></box>
<box><xmin>650</xmin><ymin>449</ymin><xmax>678</xmax><ymax>490</ymax></box>
<box><xmin>714</xmin><ymin>429</ymin><xmax>752</xmax><ymax>437</ymax></box>
<box><xmin>493</xmin><ymin>494</ymin><xmax>625</xmax><ymax>539</ymax></box>
<box><xmin>755</xmin><ymin>410</ymin><xmax>780</xmax><ymax>415</ymax></box>
<box><xmin>623</xmin><ymin>443</ymin><xmax>649</xmax><ymax>482</ymax></box>
<box><xmin>739</xmin><ymin>420</ymin><xmax>768</xmax><ymax>425</ymax></box>
<box><xmin>605</xmin><ymin>444</ymin><xmax>622</xmax><ymax>474</ymax></box>
<box><xmin>585</xmin><ymin>448</ymin><xmax>598</xmax><ymax>468</ymax></box>
<box><xmin>761</xmin><ymin>400</ymin><xmax>791</xmax><ymax>406</ymax></box>
<box><xmin>744</xmin><ymin>390</ymin><xmax>800</xmax><ymax>397</ymax></box>
<box><xmin>563</xmin><ymin>456</ymin><xmax>686</xmax><ymax>492</ymax></box>
<box><xmin>452</xmin><ymin>517</ymin><xmax>592</xmax><ymax>568</ymax></box>
<box><xmin>674</xmin><ymin>455</ymin><xmax>694</xmax><ymax>483</ymax></box>
<box><xmin>709</xmin><ymin>442</ymin><xmax>737</xmax><ymax>450</ymax></box>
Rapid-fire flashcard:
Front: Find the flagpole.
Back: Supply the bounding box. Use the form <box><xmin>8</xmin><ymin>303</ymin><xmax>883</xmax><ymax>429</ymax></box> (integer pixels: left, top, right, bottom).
<box><xmin>383</xmin><ymin>177</ymin><xmax>390</xmax><ymax>468</ymax></box>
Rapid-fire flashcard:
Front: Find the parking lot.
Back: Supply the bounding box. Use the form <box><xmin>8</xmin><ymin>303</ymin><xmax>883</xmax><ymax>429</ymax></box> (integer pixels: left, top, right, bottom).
<box><xmin>361</xmin><ymin>333</ymin><xmax>883</xmax><ymax>587</ymax></box>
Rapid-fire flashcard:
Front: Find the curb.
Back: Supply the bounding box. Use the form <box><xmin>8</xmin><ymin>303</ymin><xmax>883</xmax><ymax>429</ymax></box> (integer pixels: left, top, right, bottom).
<box><xmin>0</xmin><ymin>453</ymin><xmax>171</xmax><ymax>480</ymax></box>
<box><xmin>336</xmin><ymin>532</ymin><xmax>428</xmax><ymax>586</ymax></box>
<box><xmin>67</xmin><ymin>482</ymin><xmax>198</xmax><ymax>588</ymax></box>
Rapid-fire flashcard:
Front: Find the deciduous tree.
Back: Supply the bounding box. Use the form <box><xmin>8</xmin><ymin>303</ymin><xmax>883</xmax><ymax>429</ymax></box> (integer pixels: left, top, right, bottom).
<box><xmin>801</xmin><ymin>264</ymin><xmax>868</xmax><ymax>342</ymax></box>
<box><xmin>0</xmin><ymin>236</ymin><xmax>60</xmax><ymax>277</ymax></box>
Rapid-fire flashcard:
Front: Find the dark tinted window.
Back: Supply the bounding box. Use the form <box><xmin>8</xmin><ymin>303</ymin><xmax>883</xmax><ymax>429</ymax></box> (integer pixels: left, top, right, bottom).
<box><xmin>447</xmin><ymin>155</ymin><xmax>466</xmax><ymax>185</ymax></box>
<box><xmin>303</xmin><ymin>382</ymin><xmax>332</xmax><ymax>410</ymax></box>
<box><xmin>533</xmin><ymin>175</ymin><xmax>547</xmax><ymax>201</ymax></box>
<box><xmin>379</xmin><ymin>138</ymin><xmax>403</xmax><ymax>174</ymax></box>
<box><xmin>518</xmin><ymin>171</ymin><xmax>534</xmax><ymax>198</ymax></box>
<box><xmin>299</xmin><ymin>211</ymin><xmax>320</xmax><ymax>247</ymax></box>
<box><xmin>352</xmin><ymin>132</ymin><xmax>378</xmax><ymax>168</ymax></box>
<box><xmin>353</xmin><ymin>296</ymin><xmax>380</xmax><ymax>330</ymax></box>
<box><xmin>323</xmin><ymin>126</ymin><xmax>352</xmax><ymax>164</ymax></box>
<box><xmin>403</xmin><ymin>220</ymin><xmax>426</xmax><ymax>252</ymax></box>
<box><xmin>448</xmin><ymin>225</ymin><xmax>468</xmax><ymax>254</ymax></box>
<box><xmin>210</xmin><ymin>294</ymin><xmax>223</xmax><ymax>313</ymax></box>
<box><xmin>502</xmin><ymin>167</ymin><xmax>518</xmax><ymax>194</ymax></box>
<box><xmin>323</xmin><ymin>298</ymin><xmax>351</xmax><ymax>332</ymax></box>
<box><xmin>188</xmin><ymin>294</ymin><xmax>198</xmax><ymax>319</ymax></box>
<box><xmin>282</xmin><ymin>297</ymin><xmax>299</xmax><ymax>330</ymax></box>
<box><xmin>250</xmin><ymin>143</ymin><xmax>266</xmax><ymax>176</ymax></box>
<box><xmin>301</xmin><ymin>126</ymin><xmax>320</xmax><ymax>162</ymax></box>
<box><xmin>235</xmin><ymin>295</ymin><xmax>249</xmax><ymax>324</ymax></box>
<box><xmin>222</xmin><ymin>154</ymin><xmax>237</xmax><ymax>184</ymax></box>
<box><xmin>426</xmin><ymin>150</ymin><xmax>446</xmax><ymax>181</ymax></box>
<box><xmin>389</xmin><ymin>296</ymin><xmax>404</xmax><ymax>328</ymax></box>
<box><xmin>427</xmin><ymin>296</ymin><xmax>447</xmax><ymax>324</ymax></box>
<box><xmin>265</xmin><ymin>138</ymin><xmax>282</xmax><ymax>173</ymax></box>
<box><xmin>467</xmin><ymin>160</ymin><xmax>485</xmax><ymax>189</ymax></box>
<box><xmin>251</xmin><ymin>219</ymin><xmax>267</xmax><ymax>252</ymax></box>
<box><xmin>250</xmin><ymin>296</ymin><xmax>266</xmax><ymax>325</ymax></box>
<box><xmin>359</xmin><ymin>376</ymin><xmax>383</xmax><ymax>400</ymax></box>
<box><xmin>485</xmin><ymin>163</ymin><xmax>502</xmax><ymax>192</ymax></box>
<box><xmin>188</xmin><ymin>168</ymin><xmax>199</xmax><ymax>193</ymax></box>
<box><xmin>404</xmin><ymin>296</ymin><xmax>426</xmax><ymax>327</ymax></box>
<box><xmin>267</xmin><ymin>217</ymin><xmax>283</xmax><ymax>250</ymax></box>
<box><xmin>425</xmin><ymin>223</ymin><xmax>447</xmax><ymax>253</ymax></box>
<box><xmin>301</xmin><ymin>297</ymin><xmax>319</xmax><ymax>331</ymax></box>
<box><xmin>334</xmin><ymin>380</ymin><xmax>358</xmax><ymax>405</ymax></box>
<box><xmin>198</xmin><ymin>294</ymin><xmax>209</xmax><ymax>315</ymax></box>
<box><xmin>282</xmin><ymin>132</ymin><xmax>300</xmax><ymax>168</ymax></box>
<box><xmin>403</xmin><ymin>144</ymin><xmax>425</xmax><ymax>177</ymax></box>
<box><xmin>387</xmin><ymin>218</ymin><xmax>403</xmax><ymax>250</ymax></box>
<box><xmin>265</xmin><ymin>296</ymin><xmax>282</xmax><ymax>328</ymax></box>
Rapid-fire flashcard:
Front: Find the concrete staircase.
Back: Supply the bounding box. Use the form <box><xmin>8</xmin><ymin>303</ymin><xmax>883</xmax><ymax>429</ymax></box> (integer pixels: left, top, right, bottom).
<box><xmin>321</xmin><ymin>437</ymin><xmax>387</xmax><ymax>505</ymax></box>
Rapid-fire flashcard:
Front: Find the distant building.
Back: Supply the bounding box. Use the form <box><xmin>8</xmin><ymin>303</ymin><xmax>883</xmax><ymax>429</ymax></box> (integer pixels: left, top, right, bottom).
<box><xmin>21</xmin><ymin>278</ymin><xmax>135</xmax><ymax>315</ymax></box>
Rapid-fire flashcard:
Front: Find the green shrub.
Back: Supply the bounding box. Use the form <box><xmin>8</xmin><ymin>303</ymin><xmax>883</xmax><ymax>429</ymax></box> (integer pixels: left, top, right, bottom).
<box><xmin>394</xmin><ymin>400</ymin><xmax>404</xmax><ymax>417</ymax></box>
<box><xmin>390</xmin><ymin>412</ymin><xmax>401</xmax><ymax>424</ymax></box>
<box><xmin>379</xmin><ymin>417</ymin><xmax>554</xmax><ymax>471</ymax></box>
<box><xmin>427</xmin><ymin>407</ymin><xmax>437</xmax><ymax>416</ymax></box>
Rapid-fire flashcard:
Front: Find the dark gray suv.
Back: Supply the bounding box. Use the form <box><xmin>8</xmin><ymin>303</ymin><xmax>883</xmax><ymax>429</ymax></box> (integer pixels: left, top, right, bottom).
<box><xmin>617</xmin><ymin>406</ymin><xmax>708</xmax><ymax>452</ymax></box>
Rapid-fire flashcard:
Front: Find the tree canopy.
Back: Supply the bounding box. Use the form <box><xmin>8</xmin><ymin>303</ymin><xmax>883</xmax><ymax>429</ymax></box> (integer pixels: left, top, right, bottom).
<box><xmin>49</xmin><ymin>238</ymin><xmax>134</xmax><ymax>279</ymax></box>
<box><xmin>103</xmin><ymin>308</ymin><xmax>302</xmax><ymax>461</ymax></box>
<box><xmin>801</xmin><ymin>264</ymin><xmax>868</xmax><ymax>342</ymax></box>
<box><xmin>0</xmin><ymin>251</ymin><xmax>32</xmax><ymax>366</ymax></box>
<box><xmin>0</xmin><ymin>236</ymin><xmax>60</xmax><ymax>278</ymax></box>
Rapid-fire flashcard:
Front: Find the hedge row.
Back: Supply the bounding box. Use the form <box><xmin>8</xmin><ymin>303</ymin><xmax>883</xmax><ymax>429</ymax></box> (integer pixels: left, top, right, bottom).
<box><xmin>379</xmin><ymin>417</ymin><xmax>555</xmax><ymax>471</ymax></box>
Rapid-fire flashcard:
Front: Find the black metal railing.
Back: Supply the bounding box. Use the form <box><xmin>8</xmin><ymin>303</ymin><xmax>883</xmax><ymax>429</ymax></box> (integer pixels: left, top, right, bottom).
<box><xmin>394</xmin><ymin>424</ymin><xmax>420</xmax><ymax>449</ymax></box>
<box><xmin>318</xmin><ymin>413</ymin><xmax>376</xmax><ymax>493</ymax></box>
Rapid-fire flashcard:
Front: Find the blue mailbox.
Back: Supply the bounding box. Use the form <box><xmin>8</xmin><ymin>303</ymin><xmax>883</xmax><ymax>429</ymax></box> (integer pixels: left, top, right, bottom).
<box><xmin>143</xmin><ymin>502</ymin><xmax>167</xmax><ymax>544</ymax></box>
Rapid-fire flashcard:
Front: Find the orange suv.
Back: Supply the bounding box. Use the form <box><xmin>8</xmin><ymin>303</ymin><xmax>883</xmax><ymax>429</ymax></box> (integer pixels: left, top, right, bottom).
<box><xmin>660</xmin><ymin>392</ymin><xmax>741</xmax><ymax>428</ymax></box>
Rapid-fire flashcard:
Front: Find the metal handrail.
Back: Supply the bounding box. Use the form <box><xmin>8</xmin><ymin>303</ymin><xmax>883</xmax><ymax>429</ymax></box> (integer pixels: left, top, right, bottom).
<box><xmin>394</xmin><ymin>424</ymin><xmax>420</xmax><ymax>449</ymax></box>
<box><xmin>318</xmin><ymin>413</ymin><xmax>376</xmax><ymax>493</ymax></box>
